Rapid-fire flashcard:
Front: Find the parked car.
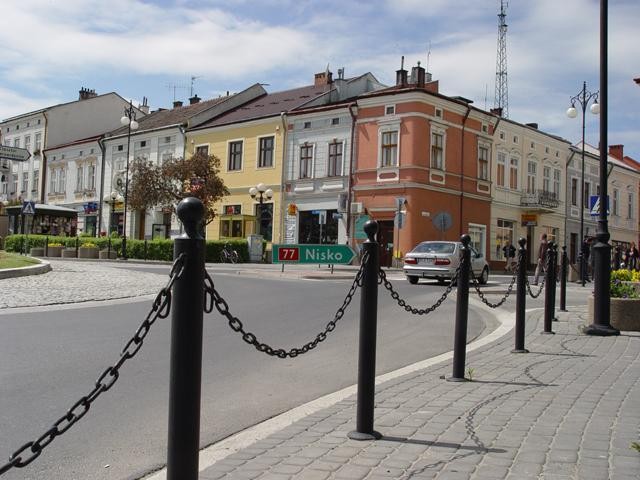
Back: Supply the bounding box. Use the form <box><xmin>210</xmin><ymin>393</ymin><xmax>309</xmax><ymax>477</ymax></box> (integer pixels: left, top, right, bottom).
<box><xmin>403</xmin><ymin>241</ymin><xmax>489</xmax><ymax>285</ymax></box>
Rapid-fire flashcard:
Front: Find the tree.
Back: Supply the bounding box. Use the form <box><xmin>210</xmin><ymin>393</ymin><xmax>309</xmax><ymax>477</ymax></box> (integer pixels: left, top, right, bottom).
<box><xmin>127</xmin><ymin>152</ymin><xmax>228</xmax><ymax>226</ymax></box>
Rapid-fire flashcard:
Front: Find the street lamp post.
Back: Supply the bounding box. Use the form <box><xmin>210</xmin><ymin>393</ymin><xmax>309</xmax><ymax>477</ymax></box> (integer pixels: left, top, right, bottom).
<box><xmin>103</xmin><ymin>191</ymin><xmax>123</xmax><ymax>235</ymax></box>
<box><xmin>120</xmin><ymin>101</ymin><xmax>139</xmax><ymax>260</ymax></box>
<box><xmin>249</xmin><ymin>183</ymin><xmax>273</xmax><ymax>238</ymax></box>
<box><xmin>567</xmin><ymin>82</ymin><xmax>599</xmax><ymax>287</ymax></box>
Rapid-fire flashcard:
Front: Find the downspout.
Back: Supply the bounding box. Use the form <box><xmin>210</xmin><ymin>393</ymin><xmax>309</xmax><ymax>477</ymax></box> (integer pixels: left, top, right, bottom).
<box><xmin>459</xmin><ymin>106</ymin><xmax>471</xmax><ymax>236</ymax></box>
<box><xmin>565</xmin><ymin>149</ymin><xmax>577</xmax><ymax>251</ymax></box>
<box><xmin>97</xmin><ymin>135</ymin><xmax>107</xmax><ymax>236</ymax></box>
<box><xmin>41</xmin><ymin>112</ymin><xmax>49</xmax><ymax>204</ymax></box>
<box><xmin>346</xmin><ymin>102</ymin><xmax>358</xmax><ymax>248</ymax></box>
<box><xmin>279</xmin><ymin>112</ymin><xmax>288</xmax><ymax>244</ymax></box>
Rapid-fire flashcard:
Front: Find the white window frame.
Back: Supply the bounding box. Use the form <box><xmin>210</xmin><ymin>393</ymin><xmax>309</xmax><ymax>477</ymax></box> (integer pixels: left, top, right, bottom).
<box><xmin>628</xmin><ymin>192</ymin><xmax>634</xmax><ymax>219</ymax></box>
<box><xmin>613</xmin><ymin>188</ymin><xmax>619</xmax><ymax>216</ymax></box>
<box><xmin>527</xmin><ymin>161</ymin><xmax>537</xmax><ymax>193</ymax></box>
<box><xmin>477</xmin><ymin>143</ymin><xmax>490</xmax><ymax>181</ymax></box>
<box><xmin>468</xmin><ymin>223</ymin><xmax>487</xmax><ymax>259</ymax></box>
<box><xmin>299</xmin><ymin>142</ymin><xmax>315</xmax><ymax>179</ymax></box>
<box><xmin>571</xmin><ymin>177</ymin><xmax>578</xmax><ymax>206</ymax></box>
<box><xmin>496</xmin><ymin>151</ymin><xmax>506</xmax><ymax>187</ymax></box>
<box><xmin>226</xmin><ymin>139</ymin><xmax>244</xmax><ymax>172</ymax></box>
<box><xmin>553</xmin><ymin>168</ymin><xmax>561</xmax><ymax>196</ymax></box>
<box><xmin>385</xmin><ymin>104</ymin><xmax>396</xmax><ymax>116</ymax></box>
<box><xmin>509</xmin><ymin>156</ymin><xmax>519</xmax><ymax>190</ymax></box>
<box><xmin>87</xmin><ymin>164</ymin><xmax>95</xmax><ymax>190</ymax></box>
<box><xmin>76</xmin><ymin>164</ymin><xmax>84</xmax><ymax>191</ymax></box>
<box><xmin>327</xmin><ymin>139</ymin><xmax>345</xmax><ymax>177</ymax></box>
<box><xmin>377</xmin><ymin>122</ymin><xmax>400</xmax><ymax>168</ymax></box>
<box><xmin>430</xmin><ymin>125</ymin><xmax>446</xmax><ymax>171</ymax></box>
<box><xmin>256</xmin><ymin>134</ymin><xmax>276</xmax><ymax>169</ymax></box>
<box><xmin>542</xmin><ymin>165</ymin><xmax>551</xmax><ymax>192</ymax></box>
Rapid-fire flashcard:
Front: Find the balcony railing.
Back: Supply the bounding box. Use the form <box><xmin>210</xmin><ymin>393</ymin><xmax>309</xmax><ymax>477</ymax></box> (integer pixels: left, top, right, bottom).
<box><xmin>520</xmin><ymin>189</ymin><xmax>560</xmax><ymax>209</ymax></box>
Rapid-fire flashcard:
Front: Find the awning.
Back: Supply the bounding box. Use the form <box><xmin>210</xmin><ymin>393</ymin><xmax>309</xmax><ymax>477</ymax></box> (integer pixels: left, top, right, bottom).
<box><xmin>6</xmin><ymin>203</ymin><xmax>78</xmax><ymax>217</ymax></box>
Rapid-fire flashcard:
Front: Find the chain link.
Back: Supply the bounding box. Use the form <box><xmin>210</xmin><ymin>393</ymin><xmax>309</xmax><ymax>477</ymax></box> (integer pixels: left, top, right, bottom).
<box><xmin>379</xmin><ymin>266</ymin><xmax>460</xmax><ymax>315</ymax></box>
<box><xmin>204</xmin><ymin>253</ymin><xmax>369</xmax><ymax>358</ymax></box>
<box><xmin>0</xmin><ymin>254</ymin><xmax>187</xmax><ymax>476</ymax></box>
<box><xmin>470</xmin><ymin>263</ymin><xmax>518</xmax><ymax>308</ymax></box>
<box><xmin>526</xmin><ymin>253</ymin><xmax>550</xmax><ymax>298</ymax></box>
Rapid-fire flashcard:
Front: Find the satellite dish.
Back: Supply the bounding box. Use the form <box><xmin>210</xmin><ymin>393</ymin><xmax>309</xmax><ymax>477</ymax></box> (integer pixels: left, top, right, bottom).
<box><xmin>432</xmin><ymin>212</ymin><xmax>453</xmax><ymax>238</ymax></box>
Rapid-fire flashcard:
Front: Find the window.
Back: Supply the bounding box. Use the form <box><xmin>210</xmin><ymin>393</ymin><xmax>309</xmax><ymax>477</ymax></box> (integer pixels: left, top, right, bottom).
<box><xmin>76</xmin><ymin>164</ymin><xmax>84</xmax><ymax>191</ymax></box>
<box><xmin>195</xmin><ymin>145</ymin><xmax>209</xmax><ymax>156</ymax></box>
<box><xmin>430</xmin><ymin>132</ymin><xmax>444</xmax><ymax>170</ymax></box>
<box><xmin>328</xmin><ymin>141</ymin><xmax>343</xmax><ymax>177</ymax></box>
<box><xmin>117</xmin><ymin>145</ymin><xmax>123</xmax><ymax>151</ymax></box>
<box><xmin>25</xmin><ymin>135</ymin><xmax>31</xmax><ymax>152</ymax></box>
<box><xmin>478</xmin><ymin>145</ymin><xmax>489</xmax><ymax>180</ymax></box>
<box><xmin>543</xmin><ymin>166</ymin><xmax>551</xmax><ymax>192</ymax></box>
<box><xmin>49</xmin><ymin>169</ymin><xmax>57</xmax><ymax>193</ymax></box>
<box><xmin>385</xmin><ymin>105</ymin><xmax>395</xmax><ymax>115</ymax></box>
<box><xmin>482</xmin><ymin>124</ymin><xmax>488</xmax><ymax>133</ymax></box>
<box><xmin>381</xmin><ymin>130</ymin><xmax>398</xmax><ymax>167</ymax></box>
<box><xmin>530</xmin><ymin>142</ymin><xmax>535</xmax><ymax>149</ymax></box>
<box><xmin>553</xmin><ymin>169</ymin><xmax>561</xmax><ymax>196</ymax></box>
<box><xmin>435</xmin><ymin>108</ymin><xmax>443</xmax><ymax>118</ymax></box>
<box><xmin>527</xmin><ymin>161</ymin><xmax>536</xmax><ymax>193</ymax></box>
<box><xmin>583</xmin><ymin>182</ymin><xmax>590</xmax><ymax>209</ymax></box>
<box><xmin>22</xmin><ymin>172</ymin><xmax>28</xmax><ymax>193</ymax></box>
<box><xmin>628</xmin><ymin>192</ymin><xmax>634</xmax><ymax>219</ymax></box>
<box><xmin>613</xmin><ymin>188</ymin><xmax>619</xmax><ymax>216</ymax></box>
<box><xmin>571</xmin><ymin>178</ymin><xmax>578</xmax><ymax>206</ymax></box>
<box><xmin>58</xmin><ymin>168</ymin><xmax>66</xmax><ymax>193</ymax></box>
<box><xmin>87</xmin><ymin>164</ymin><xmax>95</xmax><ymax>190</ymax></box>
<box><xmin>14</xmin><ymin>138</ymin><xmax>20</xmax><ymax>148</ymax></box>
<box><xmin>509</xmin><ymin>157</ymin><xmax>518</xmax><ymax>189</ymax></box>
<box><xmin>303</xmin><ymin>121</ymin><xmax>311</xmax><ymax>129</ymax></box>
<box><xmin>299</xmin><ymin>144</ymin><xmax>313</xmax><ymax>179</ymax></box>
<box><xmin>331</xmin><ymin>118</ymin><xmax>340</xmax><ymax>125</ymax></box>
<box><xmin>545</xmin><ymin>146</ymin><xmax>550</xmax><ymax>154</ymax></box>
<box><xmin>513</xmin><ymin>135</ymin><xmax>518</xmax><ymax>144</ymax></box>
<box><xmin>499</xmin><ymin>131</ymin><xmax>505</xmax><ymax>140</ymax></box>
<box><xmin>497</xmin><ymin>152</ymin><xmax>506</xmax><ymax>187</ymax></box>
<box><xmin>468</xmin><ymin>224</ymin><xmax>487</xmax><ymax>258</ymax></box>
<box><xmin>258</xmin><ymin>136</ymin><xmax>274</xmax><ymax>168</ymax></box>
<box><xmin>227</xmin><ymin>141</ymin><xmax>243</xmax><ymax>171</ymax></box>
<box><xmin>32</xmin><ymin>170</ymin><xmax>39</xmax><ymax>193</ymax></box>
<box><xmin>256</xmin><ymin>203</ymin><xmax>273</xmax><ymax>241</ymax></box>
<box><xmin>495</xmin><ymin>219</ymin><xmax>515</xmax><ymax>259</ymax></box>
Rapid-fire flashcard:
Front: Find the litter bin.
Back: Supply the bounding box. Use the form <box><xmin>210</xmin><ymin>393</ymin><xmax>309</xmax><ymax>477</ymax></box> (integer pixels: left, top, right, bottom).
<box><xmin>247</xmin><ymin>234</ymin><xmax>264</xmax><ymax>263</ymax></box>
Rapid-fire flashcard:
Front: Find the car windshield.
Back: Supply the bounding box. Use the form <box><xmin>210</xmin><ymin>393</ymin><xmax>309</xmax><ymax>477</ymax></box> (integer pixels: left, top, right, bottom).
<box><xmin>412</xmin><ymin>242</ymin><xmax>456</xmax><ymax>254</ymax></box>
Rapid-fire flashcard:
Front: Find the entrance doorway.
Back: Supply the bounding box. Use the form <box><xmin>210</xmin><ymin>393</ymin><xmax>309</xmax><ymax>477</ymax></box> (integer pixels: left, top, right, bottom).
<box><xmin>377</xmin><ymin>221</ymin><xmax>394</xmax><ymax>268</ymax></box>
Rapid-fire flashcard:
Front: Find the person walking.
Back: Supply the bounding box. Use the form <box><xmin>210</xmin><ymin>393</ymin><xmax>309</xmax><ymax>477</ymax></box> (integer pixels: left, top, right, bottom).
<box><xmin>532</xmin><ymin>233</ymin><xmax>548</xmax><ymax>285</ymax></box>
<box><xmin>502</xmin><ymin>241</ymin><xmax>517</xmax><ymax>272</ymax></box>
<box><xmin>627</xmin><ymin>242</ymin><xmax>638</xmax><ymax>271</ymax></box>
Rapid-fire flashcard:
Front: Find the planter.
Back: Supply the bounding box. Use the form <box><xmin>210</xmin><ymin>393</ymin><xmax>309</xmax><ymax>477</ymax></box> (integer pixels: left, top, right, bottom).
<box><xmin>61</xmin><ymin>248</ymin><xmax>77</xmax><ymax>258</ymax></box>
<box><xmin>78</xmin><ymin>247</ymin><xmax>99</xmax><ymax>259</ymax></box>
<box><xmin>99</xmin><ymin>249</ymin><xmax>117</xmax><ymax>260</ymax></box>
<box><xmin>30</xmin><ymin>247</ymin><xmax>45</xmax><ymax>257</ymax></box>
<box><xmin>47</xmin><ymin>246</ymin><xmax>63</xmax><ymax>257</ymax></box>
<box><xmin>587</xmin><ymin>295</ymin><xmax>640</xmax><ymax>331</ymax></box>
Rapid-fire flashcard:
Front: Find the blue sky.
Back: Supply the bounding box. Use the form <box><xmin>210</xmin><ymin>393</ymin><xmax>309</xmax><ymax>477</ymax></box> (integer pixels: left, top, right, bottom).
<box><xmin>1</xmin><ymin>0</ymin><xmax>638</xmax><ymax>157</ymax></box>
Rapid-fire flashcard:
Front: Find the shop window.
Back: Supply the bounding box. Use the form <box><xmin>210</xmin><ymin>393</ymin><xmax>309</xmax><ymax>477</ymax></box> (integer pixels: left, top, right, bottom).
<box><xmin>299</xmin><ymin>209</ymin><xmax>338</xmax><ymax>244</ymax></box>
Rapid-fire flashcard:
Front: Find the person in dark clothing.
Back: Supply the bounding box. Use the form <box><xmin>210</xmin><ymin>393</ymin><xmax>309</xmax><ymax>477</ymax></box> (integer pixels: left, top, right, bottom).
<box><xmin>533</xmin><ymin>233</ymin><xmax>548</xmax><ymax>285</ymax></box>
<box><xmin>627</xmin><ymin>242</ymin><xmax>638</xmax><ymax>271</ymax></box>
<box><xmin>502</xmin><ymin>241</ymin><xmax>517</xmax><ymax>272</ymax></box>
<box><xmin>581</xmin><ymin>237</ymin><xmax>592</xmax><ymax>281</ymax></box>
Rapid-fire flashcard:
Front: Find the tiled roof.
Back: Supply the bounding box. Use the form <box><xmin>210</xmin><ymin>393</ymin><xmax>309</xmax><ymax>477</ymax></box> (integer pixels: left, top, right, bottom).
<box><xmin>193</xmin><ymin>84</ymin><xmax>329</xmax><ymax>129</ymax></box>
<box><xmin>107</xmin><ymin>96</ymin><xmax>231</xmax><ymax>137</ymax></box>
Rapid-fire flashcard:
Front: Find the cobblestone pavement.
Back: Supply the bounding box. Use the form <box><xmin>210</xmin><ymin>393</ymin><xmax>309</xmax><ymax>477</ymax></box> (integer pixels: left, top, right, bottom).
<box><xmin>198</xmin><ymin>307</ymin><xmax>640</xmax><ymax>480</ymax></box>
<box><xmin>0</xmin><ymin>260</ymin><xmax>167</xmax><ymax>308</ymax></box>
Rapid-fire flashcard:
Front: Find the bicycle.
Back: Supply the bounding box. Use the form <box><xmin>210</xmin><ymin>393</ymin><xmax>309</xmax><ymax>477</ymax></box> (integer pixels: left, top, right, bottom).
<box><xmin>220</xmin><ymin>243</ymin><xmax>239</xmax><ymax>263</ymax></box>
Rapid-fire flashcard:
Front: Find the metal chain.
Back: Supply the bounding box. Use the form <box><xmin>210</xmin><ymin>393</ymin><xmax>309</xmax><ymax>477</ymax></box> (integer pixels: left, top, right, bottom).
<box><xmin>0</xmin><ymin>254</ymin><xmax>187</xmax><ymax>477</ymax></box>
<box><xmin>470</xmin><ymin>263</ymin><xmax>518</xmax><ymax>309</ymax></box>
<box><xmin>526</xmin><ymin>253</ymin><xmax>550</xmax><ymax>298</ymax></box>
<box><xmin>203</xmin><ymin>253</ymin><xmax>369</xmax><ymax>358</ymax></box>
<box><xmin>379</xmin><ymin>266</ymin><xmax>460</xmax><ymax>315</ymax></box>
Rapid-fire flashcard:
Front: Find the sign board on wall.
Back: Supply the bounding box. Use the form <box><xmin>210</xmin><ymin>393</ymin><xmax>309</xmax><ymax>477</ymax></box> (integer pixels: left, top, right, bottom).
<box><xmin>521</xmin><ymin>214</ymin><xmax>538</xmax><ymax>226</ymax></box>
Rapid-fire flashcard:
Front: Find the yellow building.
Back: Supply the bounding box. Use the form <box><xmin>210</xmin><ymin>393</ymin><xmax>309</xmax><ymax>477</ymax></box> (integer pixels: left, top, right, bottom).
<box><xmin>186</xmin><ymin>73</ymin><xmax>343</xmax><ymax>243</ymax></box>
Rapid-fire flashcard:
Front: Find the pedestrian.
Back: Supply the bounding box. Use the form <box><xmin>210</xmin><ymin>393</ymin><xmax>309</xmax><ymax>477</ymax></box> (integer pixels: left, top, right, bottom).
<box><xmin>532</xmin><ymin>233</ymin><xmax>548</xmax><ymax>285</ymax></box>
<box><xmin>581</xmin><ymin>237</ymin><xmax>592</xmax><ymax>281</ymax></box>
<box><xmin>502</xmin><ymin>241</ymin><xmax>517</xmax><ymax>272</ymax></box>
<box><xmin>627</xmin><ymin>242</ymin><xmax>638</xmax><ymax>271</ymax></box>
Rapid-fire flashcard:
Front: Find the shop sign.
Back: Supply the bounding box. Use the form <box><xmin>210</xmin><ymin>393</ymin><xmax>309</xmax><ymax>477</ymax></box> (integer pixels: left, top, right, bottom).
<box><xmin>354</xmin><ymin>215</ymin><xmax>370</xmax><ymax>239</ymax></box>
<box><xmin>521</xmin><ymin>213</ymin><xmax>538</xmax><ymax>226</ymax></box>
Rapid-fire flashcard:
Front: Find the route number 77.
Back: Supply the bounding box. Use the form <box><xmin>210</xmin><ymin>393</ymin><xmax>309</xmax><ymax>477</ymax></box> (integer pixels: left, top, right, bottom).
<box><xmin>278</xmin><ymin>247</ymin><xmax>299</xmax><ymax>261</ymax></box>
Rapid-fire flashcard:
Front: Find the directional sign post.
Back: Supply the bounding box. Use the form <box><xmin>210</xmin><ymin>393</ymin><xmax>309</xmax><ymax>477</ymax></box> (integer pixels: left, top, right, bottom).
<box><xmin>272</xmin><ymin>244</ymin><xmax>356</xmax><ymax>264</ymax></box>
<box><xmin>0</xmin><ymin>145</ymin><xmax>31</xmax><ymax>162</ymax></box>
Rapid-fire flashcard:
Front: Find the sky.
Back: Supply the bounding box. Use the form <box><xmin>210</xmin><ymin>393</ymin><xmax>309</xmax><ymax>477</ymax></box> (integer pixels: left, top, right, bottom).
<box><xmin>1</xmin><ymin>0</ymin><xmax>638</xmax><ymax>157</ymax></box>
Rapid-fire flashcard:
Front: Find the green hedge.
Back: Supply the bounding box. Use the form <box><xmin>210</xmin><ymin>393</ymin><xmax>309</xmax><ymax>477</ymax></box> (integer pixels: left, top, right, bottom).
<box><xmin>4</xmin><ymin>234</ymin><xmax>251</xmax><ymax>263</ymax></box>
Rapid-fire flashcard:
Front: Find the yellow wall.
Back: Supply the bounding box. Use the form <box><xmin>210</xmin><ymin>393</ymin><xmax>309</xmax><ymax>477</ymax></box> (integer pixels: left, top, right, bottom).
<box><xmin>186</xmin><ymin>119</ymin><xmax>284</xmax><ymax>242</ymax></box>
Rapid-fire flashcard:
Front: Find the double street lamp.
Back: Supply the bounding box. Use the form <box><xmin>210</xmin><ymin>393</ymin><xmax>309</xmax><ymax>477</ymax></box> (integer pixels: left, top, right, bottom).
<box><xmin>566</xmin><ymin>81</ymin><xmax>599</xmax><ymax>287</ymax></box>
<box><xmin>119</xmin><ymin>101</ymin><xmax>139</xmax><ymax>260</ymax></box>
<box><xmin>249</xmin><ymin>183</ymin><xmax>273</xmax><ymax>238</ymax></box>
<box><xmin>103</xmin><ymin>191</ymin><xmax>124</xmax><ymax>235</ymax></box>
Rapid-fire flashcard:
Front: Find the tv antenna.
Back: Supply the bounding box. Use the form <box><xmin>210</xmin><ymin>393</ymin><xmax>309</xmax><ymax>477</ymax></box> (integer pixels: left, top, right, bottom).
<box><xmin>190</xmin><ymin>76</ymin><xmax>202</xmax><ymax>97</ymax></box>
<box><xmin>165</xmin><ymin>82</ymin><xmax>188</xmax><ymax>102</ymax></box>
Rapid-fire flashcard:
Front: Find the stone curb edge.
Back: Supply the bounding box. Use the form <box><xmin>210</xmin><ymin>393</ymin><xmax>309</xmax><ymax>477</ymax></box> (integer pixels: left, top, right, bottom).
<box><xmin>0</xmin><ymin>259</ymin><xmax>51</xmax><ymax>279</ymax></box>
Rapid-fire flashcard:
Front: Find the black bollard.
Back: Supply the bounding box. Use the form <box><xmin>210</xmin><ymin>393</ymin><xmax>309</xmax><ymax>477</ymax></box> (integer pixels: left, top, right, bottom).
<box><xmin>144</xmin><ymin>239</ymin><xmax>148</xmax><ymax>260</ymax></box>
<box><xmin>75</xmin><ymin>236</ymin><xmax>79</xmax><ymax>257</ymax></box>
<box><xmin>560</xmin><ymin>246</ymin><xmax>568</xmax><ymax>312</ymax></box>
<box><xmin>348</xmin><ymin>220</ymin><xmax>382</xmax><ymax>441</ymax></box>
<box><xmin>542</xmin><ymin>241</ymin><xmax>556</xmax><ymax>334</ymax></box>
<box><xmin>448</xmin><ymin>234</ymin><xmax>471</xmax><ymax>381</ymax></box>
<box><xmin>551</xmin><ymin>244</ymin><xmax>559</xmax><ymax>321</ymax></box>
<box><xmin>167</xmin><ymin>197</ymin><xmax>206</xmax><ymax>480</ymax></box>
<box><xmin>107</xmin><ymin>237</ymin><xmax>111</xmax><ymax>258</ymax></box>
<box><xmin>45</xmin><ymin>236</ymin><xmax>49</xmax><ymax>256</ymax></box>
<box><xmin>512</xmin><ymin>238</ymin><xmax>529</xmax><ymax>353</ymax></box>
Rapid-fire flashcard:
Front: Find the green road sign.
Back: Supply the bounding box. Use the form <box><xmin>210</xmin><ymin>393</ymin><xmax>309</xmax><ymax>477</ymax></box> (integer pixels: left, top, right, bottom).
<box><xmin>272</xmin><ymin>244</ymin><xmax>356</xmax><ymax>264</ymax></box>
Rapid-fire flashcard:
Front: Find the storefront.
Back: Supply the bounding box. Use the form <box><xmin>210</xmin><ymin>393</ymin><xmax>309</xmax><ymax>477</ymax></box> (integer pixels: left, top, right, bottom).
<box><xmin>6</xmin><ymin>204</ymin><xmax>78</xmax><ymax>236</ymax></box>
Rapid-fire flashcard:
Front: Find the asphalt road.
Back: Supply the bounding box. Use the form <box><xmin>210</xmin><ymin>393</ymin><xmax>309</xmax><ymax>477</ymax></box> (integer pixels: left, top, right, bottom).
<box><xmin>0</xmin><ymin>269</ymin><xmax>490</xmax><ymax>480</ymax></box>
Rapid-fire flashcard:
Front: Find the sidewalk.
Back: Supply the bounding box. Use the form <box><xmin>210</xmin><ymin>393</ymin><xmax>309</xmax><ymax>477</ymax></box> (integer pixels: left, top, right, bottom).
<box><xmin>193</xmin><ymin>307</ymin><xmax>640</xmax><ymax>480</ymax></box>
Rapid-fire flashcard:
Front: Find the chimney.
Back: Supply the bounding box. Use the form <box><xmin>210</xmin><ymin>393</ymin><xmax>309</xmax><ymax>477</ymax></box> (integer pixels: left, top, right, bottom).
<box><xmin>490</xmin><ymin>107</ymin><xmax>504</xmax><ymax>117</ymax></box>
<box><xmin>314</xmin><ymin>70</ymin><xmax>333</xmax><ymax>86</ymax></box>
<box><xmin>138</xmin><ymin>96</ymin><xmax>150</xmax><ymax>115</ymax></box>
<box><xmin>78</xmin><ymin>87</ymin><xmax>97</xmax><ymax>100</ymax></box>
<box><xmin>337</xmin><ymin>67</ymin><xmax>345</xmax><ymax>80</ymax></box>
<box><xmin>525</xmin><ymin>122</ymin><xmax>539</xmax><ymax>129</ymax></box>
<box><xmin>189</xmin><ymin>94</ymin><xmax>201</xmax><ymax>105</ymax></box>
<box><xmin>411</xmin><ymin>62</ymin><xmax>426</xmax><ymax>87</ymax></box>
<box><xmin>609</xmin><ymin>144</ymin><xmax>624</xmax><ymax>160</ymax></box>
<box><xmin>173</xmin><ymin>100</ymin><xmax>183</xmax><ymax>108</ymax></box>
<box><xmin>396</xmin><ymin>56</ymin><xmax>408</xmax><ymax>87</ymax></box>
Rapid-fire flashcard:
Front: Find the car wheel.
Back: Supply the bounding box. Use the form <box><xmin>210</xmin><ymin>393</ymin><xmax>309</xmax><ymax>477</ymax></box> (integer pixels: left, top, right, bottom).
<box><xmin>408</xmin><ymin>276</ymin><xmax>419</xmax><ymax>285</ymax></box>
<box><xmin>479</xmin><ymin>267</ymin><xmax>489</xmax><ymax>285</ymax></box>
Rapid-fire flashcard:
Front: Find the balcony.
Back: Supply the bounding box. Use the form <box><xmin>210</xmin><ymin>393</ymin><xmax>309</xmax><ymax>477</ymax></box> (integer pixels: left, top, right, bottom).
<box><xmin>520</xmin><ymin>189</ymin><xmax>560</xmax><ymax>210</ymax></box>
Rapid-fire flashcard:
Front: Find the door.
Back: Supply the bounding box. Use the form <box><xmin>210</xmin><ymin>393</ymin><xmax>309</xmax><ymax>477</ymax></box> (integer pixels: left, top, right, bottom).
<box><xmin>377</xmin><ymin>221</ymin><xmax>394</xmax><ymax>268</ymax></box>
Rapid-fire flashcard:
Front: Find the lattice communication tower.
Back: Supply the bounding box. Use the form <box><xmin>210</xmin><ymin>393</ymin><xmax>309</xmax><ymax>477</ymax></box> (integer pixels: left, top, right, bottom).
<box><xmin>494</xmin><ymin>0</ymin><xmax>509</xmax><ymax>118</ymax></box>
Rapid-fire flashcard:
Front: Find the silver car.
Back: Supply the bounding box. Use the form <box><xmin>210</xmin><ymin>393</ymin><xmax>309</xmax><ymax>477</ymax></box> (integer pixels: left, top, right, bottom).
<box><xmin>403</xmin><ymin>241</ymin><xmax>489</xmax><ymax>285</ymax></box>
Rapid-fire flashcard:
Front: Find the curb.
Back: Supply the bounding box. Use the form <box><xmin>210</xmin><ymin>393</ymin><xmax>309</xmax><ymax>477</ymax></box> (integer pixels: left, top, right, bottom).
<box><xmin>0</xmin><ymin>259</ymin><xmax>51</xmax><ymax>279</ymax></box>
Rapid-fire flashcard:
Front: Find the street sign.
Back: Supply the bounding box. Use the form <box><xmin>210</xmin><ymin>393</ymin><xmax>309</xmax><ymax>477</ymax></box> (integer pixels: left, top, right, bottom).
<box><xmin>394</xmin><ymin>211</ymin><xmax>405</xmax><ymax>229</ymax></box>
<box><xmin>0</xmin><ymin>145</ymin><xmax>31</xmax><ymax>162</ymax></box>
<box><xmin>272</xmin><ymin>244</ymin><xmax>356</xmax><ymax>264</ymax></box>
<box><xmin>22</xmin><ymin>201</ymin><xmax>36</xmax><ymax>215</ymax></box>
<box><xmin>589</xmin><ymin>195</ymin><xmax>609</xmax><ymax>216</ymax></box>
